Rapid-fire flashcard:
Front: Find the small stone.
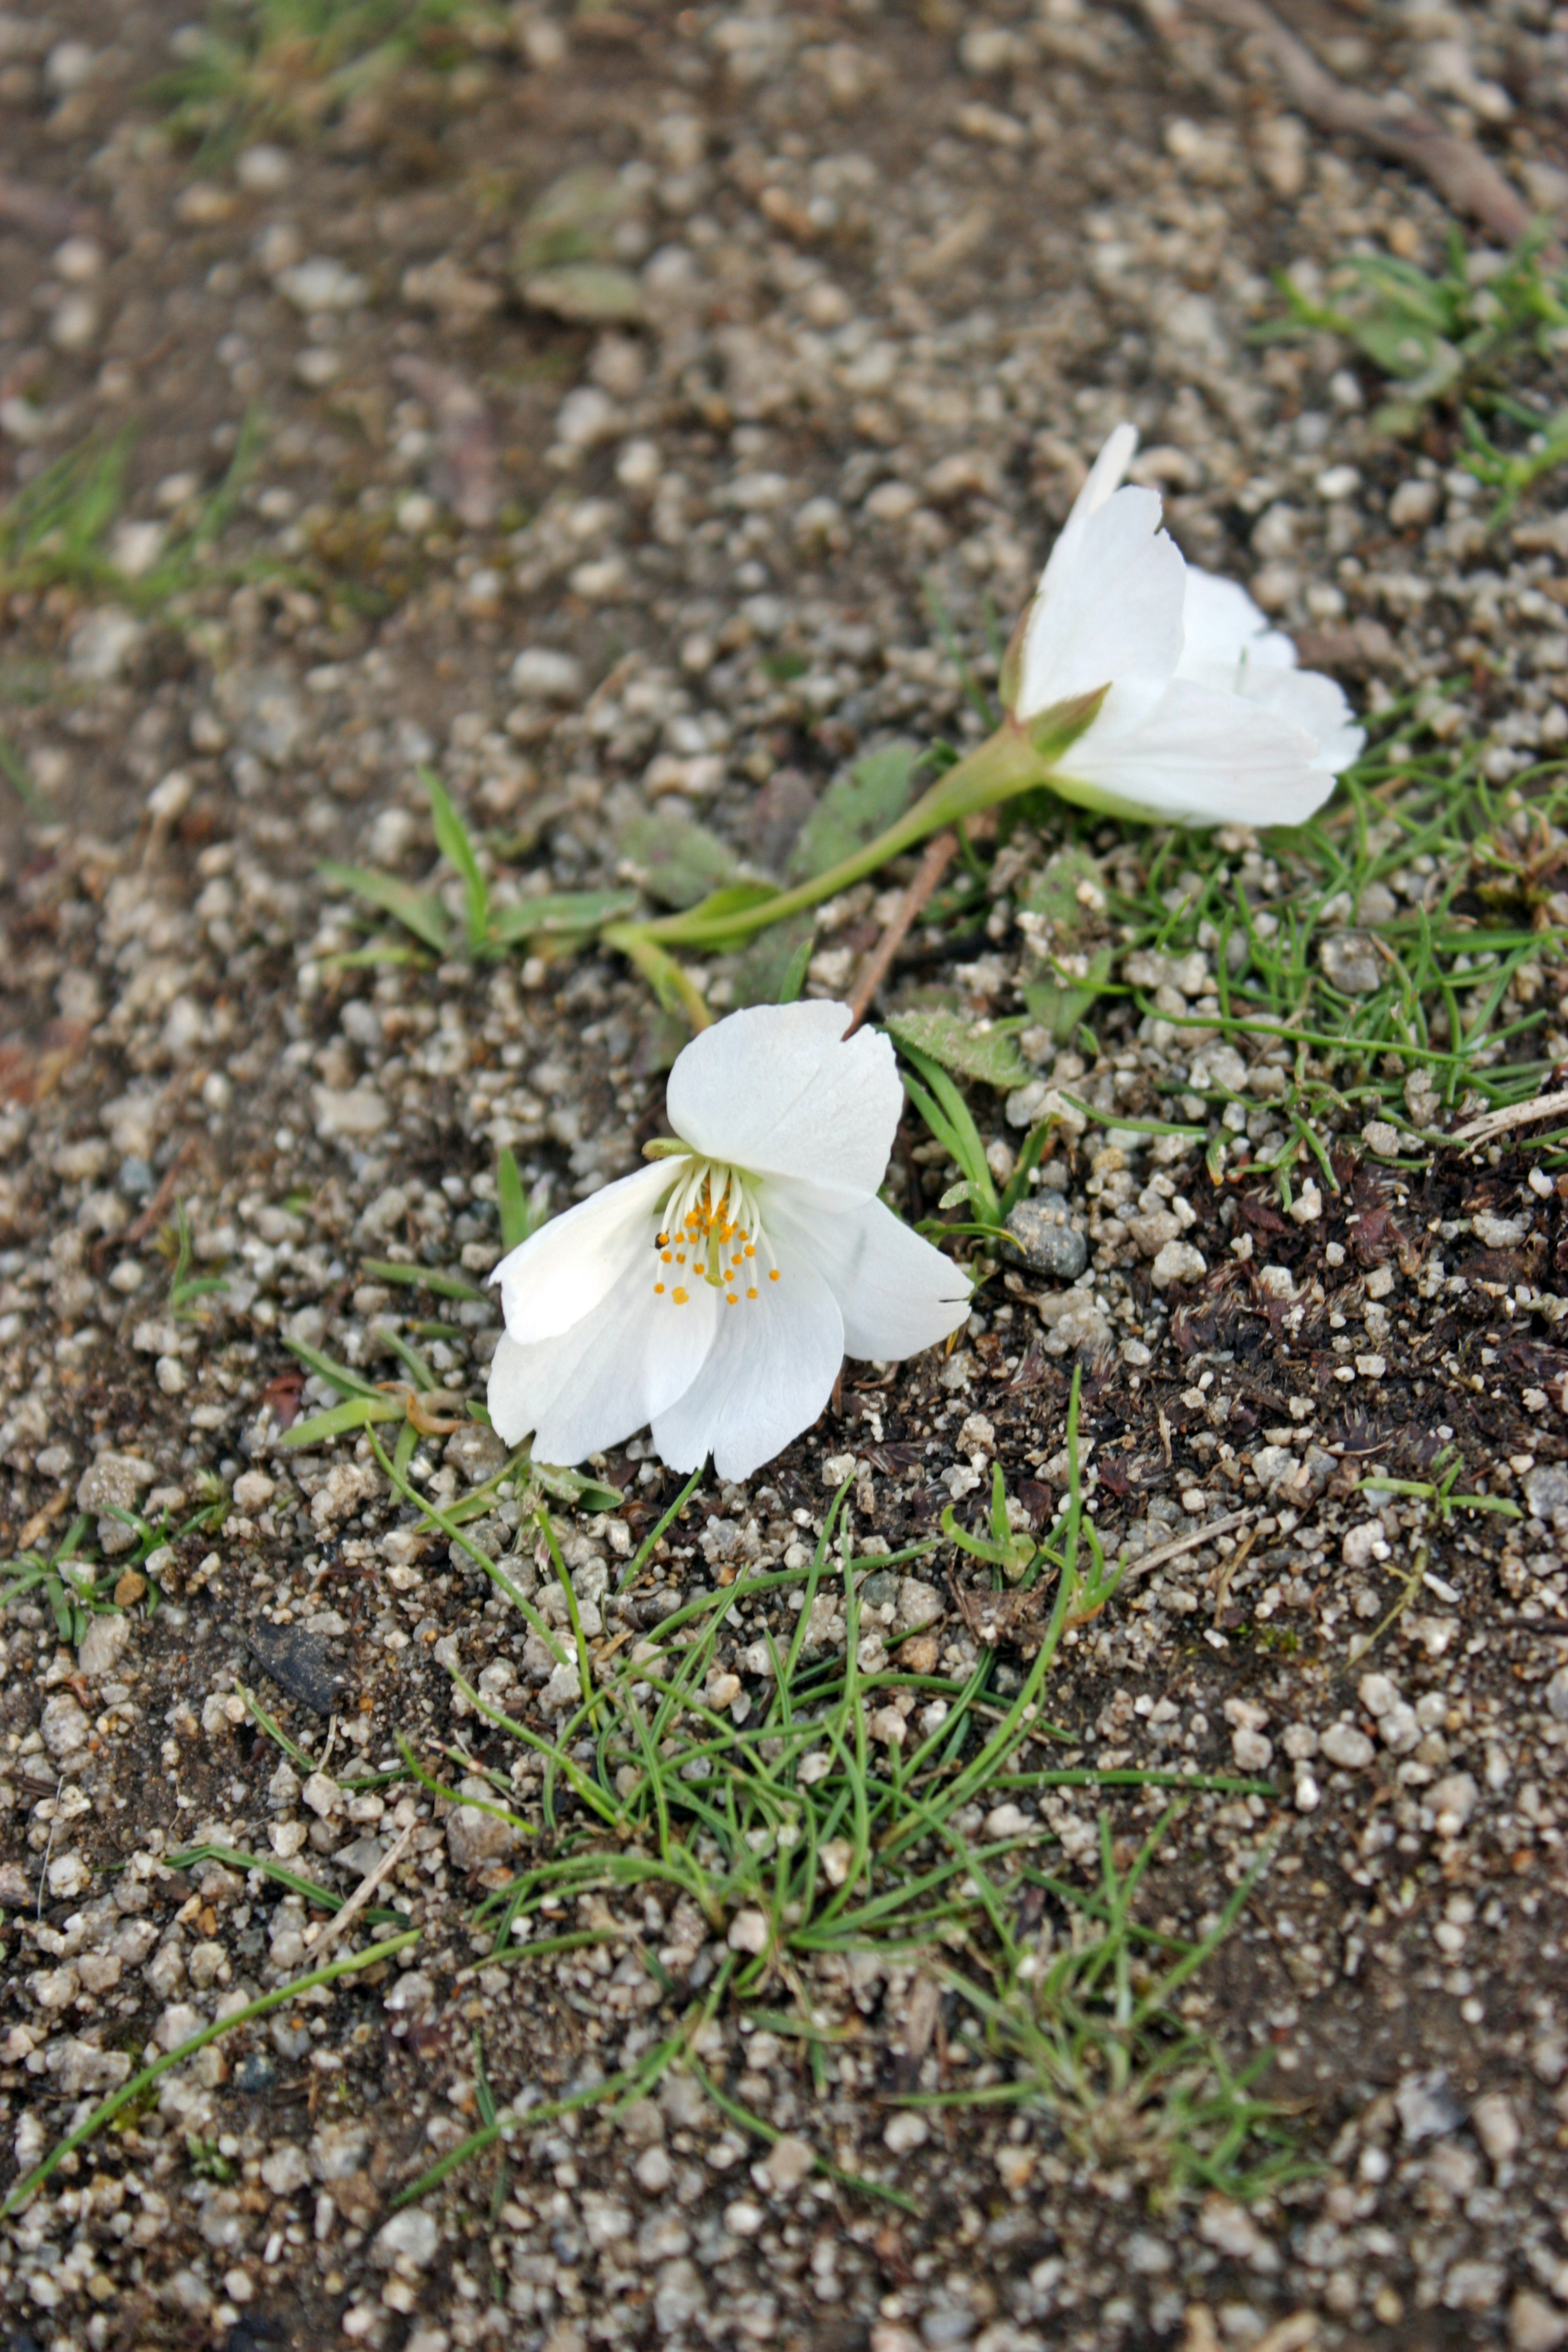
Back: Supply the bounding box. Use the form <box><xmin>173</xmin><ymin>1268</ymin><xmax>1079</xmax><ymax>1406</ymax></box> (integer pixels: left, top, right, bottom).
<box><xmin>982</xmin><ymin>1802</ymin><xmax>1032</xmax><ymax>1838</ymax></box>
<box><xmin>1431</xmin><ymin>1772</ymin><xmax>1479</xmax><ymax>1835</ymax></box>
<box><xmin>47</xmin><ymin>1851</ymin><xmax>91</xmax><ymax>1899</ymax></box>
<box><xmin>232</xmin><ymin>1470</ymin><xmax>276</xmax><ymax>1514</ymax></box>
<box><xmin>247</xmin><ymin>1621</ymin><xmax>346</xmax><ymax>1717</ymax></box>
<box><xmin>1397</xmin><ymin>2070</ymin><xmax>1463</xmax><ymax>2143</ymax></box>
<box><xmin>1004</xmin><ymin>1194</ymin><xmax>1087</xmax><ymax>1281</ymax></box>
<box><xmin>882</xmin><ymin>2111</ymin><xmax>929</xmax><ymax>2153</ymax></box>
<box><xmin>754</xmin><ymin>2134</ymin><xmax>815</xmax><ymax>2195</ymax></box>
<box><xmin>510</xmin><ymin>646</ymin><xmax>585</xmax><ymax>702</ymax></box>
<box><xmin>820</xmin><ymin>1839</ymin><xmax>855</xmax><ymax>1886</ymax></box>
<box><xmin>40</xmin><ymin>1692</ymin><xmax>91</xmax><ymax>1757</ymax></box>
<box><xmin>1320</xmin><ymin>932</ymin><xmax>1382</xmax><ymax>995</ymax></box>
<box><xmin>78</xmin><ymin>1610</ymin><xmax>129</xmax><ymax>1677</ymax></box>
<box><xmin>1326</xmin><ymin>1712</ymin><xmax>1373</xmax><ymax>1768</ymax></box>
<box><xmin>1361</xmin><ymin>1119</ymin><xmax>1401</xmax><ymax>1158</ymax></box>
<box><xmin>635</xmin><ymin>2145</ymin><xmax>673</xmax><ymax>2193</ymax></box>
<box><xmin>727</xmin><ymin>1908</ymin><xmax>770</xmax><ymax>1954</ymax></box>
<box><xmin>261</xmin><ymin>2144</ymin><xmax>312</xmax><ymax>2195</ymax></box>
<box><xmin>653</xmin><ymin>2257</ymin><xmax>707</xmax><ymax>2330</ymax></box>
<box><xmin>1231</xmin><ymin>1727</ymin><xmax>1273</xmax><ymax>1771</ymax></box>
<box><xmin>1510</xmin><ymin>2291</ymin><xmax>1568</xmax><ymax>2351</ymax></box>
<box><xmin>313</xmin><ymin>1084</ymin><xmax>390</xmax><ymax>1139</ymax></box>
<box><xmin>275</xmin><ymin>256</ymin><xmax>367</xmax><ymax>312</ymax></box>
<box><xmin>1150</xmin><ymin>1239</ymin><xmax>1205</xmax><ymax>1289</ymax></box>
<box><xmin>374</xmin><ymin>2210</ymin><xmax>439</xmax><ymax>2269</ymax></box>
<box><xmin>1472</xmin><ymin>2091</ymin><xmax>1521</xmax><ymax>2164</ymax></box>
<box><xmin>0</xmin><ymin>1863</ymin><xmax>32</xmax><ymax>1907</ymax></box>
<box><xmin>446</xmin><ymin>1778</ymin><xmax>519</xmax><ymax>1870</ymax></box>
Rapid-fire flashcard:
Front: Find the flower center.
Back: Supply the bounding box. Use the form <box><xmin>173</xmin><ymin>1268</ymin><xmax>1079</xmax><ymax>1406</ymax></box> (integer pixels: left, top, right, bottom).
<box><xmin>651</xmin><ymin>1156</ymin><xmax>781</xmax><ymax>1309</ymax></box>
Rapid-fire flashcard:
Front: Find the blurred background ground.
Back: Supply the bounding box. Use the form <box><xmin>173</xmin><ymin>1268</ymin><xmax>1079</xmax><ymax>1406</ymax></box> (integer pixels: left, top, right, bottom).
<box><xmin>8</xmin><ymin>3</ymin><xmax>1568</xmax><ymax>2350</ymax></box>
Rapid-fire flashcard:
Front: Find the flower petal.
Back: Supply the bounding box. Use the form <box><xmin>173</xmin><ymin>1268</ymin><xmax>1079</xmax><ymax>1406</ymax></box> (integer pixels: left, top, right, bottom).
<box><xmin>650</xmin><ymin>1256</ymin><xmax>844</xmax><ymax>1483</ymax></box>
<box><xmin>1037</xmin><ymin>422</ymin><xmax>1139</xmax><ymax>595</ymax></box>
<box><xmin>1056</xmin><ymin>675</ymin><xmax>1337</xmax><ymax>829</ymax></box>
<box><xmin>767</xmin><ymin>1189</ymin><xmax>970</xmax><ymax>1361</ymax></box>
<box><xmin>665</xmin><ymin>1000</ymin><xmax>901</xmax><ymax>1206</ymax></box>
<box><xmin>1237</xmin><ymin>662</ymin><xmax>1365</xmax><ymax>776</ymax></box>
<box><xmin>1177</xmin><ymin>570</ymin><xmax>1296</xmax><ymax>679</ymax></box>
<box><xmin>487</xmin><ymin>1274</ymin><xmax>719</xmax><ymax>1467</ymax></box>
<box><xmin>494</xmin><ymin>1159</ymin><xmax>673</xmax><ymax>1346</ymax></box>
<box><xmin>1017</xmin><ymin>479</ymin><xmax>1187</xmax><ymax>740</ymax></box>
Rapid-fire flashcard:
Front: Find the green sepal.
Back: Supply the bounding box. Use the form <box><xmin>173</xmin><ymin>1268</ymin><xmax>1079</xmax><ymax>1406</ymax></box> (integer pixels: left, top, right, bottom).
<box><xmin>1024</xmin><ymin>682</ymin><xmax>1111</xmax><ymax>766</ymax></box>
<box><xmin>998</xmin><ymin>600</ymin><xmax>1031</xmax><ymax>715</ymax></box>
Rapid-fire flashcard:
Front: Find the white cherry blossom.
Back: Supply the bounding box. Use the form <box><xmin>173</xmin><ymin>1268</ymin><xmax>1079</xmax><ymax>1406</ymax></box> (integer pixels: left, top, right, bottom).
<box><xmin>1009</xmin><ymin>423</ymin><xmax>1363</xmax><ymax>827</ymax></box>
<box><xmin>487</xmin><ymin>1001</ymin><xmax>970</xmax><ymax>1481</ymax></box>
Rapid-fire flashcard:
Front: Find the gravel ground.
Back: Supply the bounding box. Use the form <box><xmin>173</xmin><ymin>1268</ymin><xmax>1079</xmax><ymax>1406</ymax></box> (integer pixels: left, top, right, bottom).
<box><xmin>8</xmin><ymin>3</ymin><xmax>1568</xmax><ymax>2349</ymax></box>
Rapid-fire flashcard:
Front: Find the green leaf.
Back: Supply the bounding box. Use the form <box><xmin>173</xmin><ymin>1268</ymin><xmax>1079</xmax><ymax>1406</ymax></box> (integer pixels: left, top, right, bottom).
<box><xmin>360</xmin><ymin>1259</ymin><xmax>486</xmax><ymax>1302</ymax></box>
<box><xmin>281</xmin><ymin>1396</ymin><xmax>404</xmax><ymax>1450</ymax></box>
<box><xmin>1020</xmin><ymin>845</ymin><xmax>1104</xmax><ymax>939</ymax></box>
<box><xmin>514</xmin><ymin>167</ymin><xmax>628</xmax><ymax>273</ymax></box>
<box><xmin>423</xmin><ymin>767</ymin><xmax>489</xmax><ymax>956</ymax></box>
<box><xmin>284</xmin><ymin>1336</ymin><xmax>383</xmax><ymax>1401</ymax></box>
<box><xmin>497</xmin><ymin>1148</ymin><xmax>532</xmax><ymax>1252</ymax></box>
<box><xmin>532</xmin><ymin>1460</ymin><xmax>624</xmax><ymax>1511</ymax></box>
<box><xmin>619</xmin><ymin>811</ymin><xmax>744</xmax><ymax>910</ymax></box>
<box><xmin>317</xmin><ymin>862</ymin><xmax>454</xmax><ymax>957</ymax></box>
<box><xmin>521</xmin><ymin>265</ymin><xmax>646</xmax><ymax>325</ymax></box>
<box><xmin>728</xmin><ymin>915</ymin><xmax>815</xmax><ymax>1010</ymax></box>
<box><xmin>669</xmin><ymin>881</ymin><xmax>780</xmax><ymax>942</ymax></box>
<box><xmin>488</xmin><ymin>887</ymin><xmax>640</xmax><ymax>943</ymax></box>
<box><xmin>1022</xmin><ymin>945</ymin><xmax>1114</xmax><ymax>1046</ymax></box>
<box><xmin>885</xmin><ymin>1009</ymin><xmax>1030</xmax><ymax>1090</ymax></box>
<box><xmin>788</xmin><ymin>742</ymin><xmax>920</xmax><ymax>882</ymax></box>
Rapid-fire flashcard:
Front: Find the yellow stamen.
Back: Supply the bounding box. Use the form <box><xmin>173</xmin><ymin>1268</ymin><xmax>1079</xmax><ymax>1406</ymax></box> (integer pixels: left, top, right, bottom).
<box><xmin>672</xmin><ymin>1287</ymin><xmax>688</xmax><ymax>1303</ymax></box>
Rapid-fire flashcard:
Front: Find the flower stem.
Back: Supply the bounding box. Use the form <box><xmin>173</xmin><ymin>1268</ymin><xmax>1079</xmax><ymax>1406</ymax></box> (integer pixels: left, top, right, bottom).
<box><xmin>644</xmin><ymin>723</ymin><xmax>1043</xmax><ymax>954</ymax></box>
<box><xmin>603</xmin><ymin>921</ymin><xmax>713</xmax><ymax>1029</ymax></box>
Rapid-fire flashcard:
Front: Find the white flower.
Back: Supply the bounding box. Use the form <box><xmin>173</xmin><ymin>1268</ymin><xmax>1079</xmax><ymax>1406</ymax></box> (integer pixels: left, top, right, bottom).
<box><xmin>1011</xmin><ymin>423</ymin><xmax>1364</xmax><ymax>827</ymax></box>
<box><xmin>487</xmin><ymin>1001</ymin><xmax>971</xmax><ymax>1482</ymax></box>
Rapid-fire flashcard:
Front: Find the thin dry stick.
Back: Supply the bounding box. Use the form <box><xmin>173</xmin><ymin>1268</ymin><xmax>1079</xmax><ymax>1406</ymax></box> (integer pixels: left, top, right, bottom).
<box><xmin>1452</xmin><ymin>1086</ymin><xmax>1568</xmax><ymax>1146</ymax></box>
<box><xmin>303</xmin><ymin>1820</ymin><xmax>416</xmax><ymax>1958</ymax></box>
<box><xmin>843</xmin><ymin>811</ymin><xmax>998</xmax><ymax>1037</ymax></box>
<box><xmin>1180</xmin><ymin>0</ymin><xmax>1534</xmax><ymax>244</ymax></box>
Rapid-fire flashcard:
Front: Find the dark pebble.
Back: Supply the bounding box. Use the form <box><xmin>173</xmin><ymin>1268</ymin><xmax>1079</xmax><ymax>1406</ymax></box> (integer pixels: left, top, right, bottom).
<box><xmin>1004</xmin><ymin>1193</ymin><xmax>1088</xmax><ymax>1281</ymax></box>
<box><xmin>234</xmin><ymin>2054</ymin><xmax>276</xmax><ymax>2094</ymax></box>
<box><xmin>246</xmin><ymin>1620</ymin><xmax>347</xmax><ymax>1716</ymax></box>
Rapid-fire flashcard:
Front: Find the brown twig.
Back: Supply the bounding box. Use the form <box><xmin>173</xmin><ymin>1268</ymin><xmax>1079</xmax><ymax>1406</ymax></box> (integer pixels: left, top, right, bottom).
<box><xmin>303</xmin><ymin>1823</ymin><xmax>417</xmax><ymax>1960</ymax></box>
<box><xmin>91</xmin><ymin>1137</ymin><xmax>198</xmax><ymax>1272</ymax></box>
<box><xmin>1452</xmin><ymin>1087</ymin><xmax>1568</xmax><ymax>1147</ymax></box>
<box><xmin>1176</xmin><ymin>0</ymin><xmax>1534</xmax><ymax>245</ymax></box>
<box><xmin>843</xmin><ymin>811</ymin><xmax>998</xmax><ymax>1038</ymax></box>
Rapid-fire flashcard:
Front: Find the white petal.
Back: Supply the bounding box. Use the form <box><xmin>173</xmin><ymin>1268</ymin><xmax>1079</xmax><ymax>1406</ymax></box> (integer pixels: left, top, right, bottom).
<box><xmin>767</xmin><ymin>1190</ymin><xmax>970</xmax><ymax>1361</ymax></box>
<box><xmin>665</xmin><ymin>1000</ymin><xmax>901</xmax><ymax>1207</ymax></box>
<box><xmin>487</xmin><ymin>1275</ymin><xmax>719</xmax><ymax>1467</ymax></box>
<box><xmin>1017</xmin><ymin>482</ymin><xmax>1187</xmax><ymax>739</ymax></box>
<box><xmin>1057</xmin><ymin>676</ymin><xmax>1337</xmax><ymax>829</ymax></box>
<box><xmin>1177</xmin><ymin>570</ymin><xmax>1296</xmax><ymax>679</ymax></box>
<box><xmin>650</xmin><ymin>1256</ymin><xmax>844</xmax><ymax>1483</ymax></box>
<box><xmin>494</xmin><ymin>1160</ymin><xmax>673</xmax><ymax>1346</ymax></box>
<box><xmin>1238</xmin><ymin>662</ymin><xmax>1366</xmax><ymax>775</ymax></box>
<box><xmin>1036</xmin><ymin>423</ymin><xmax>1139</xmax><ymax>596</ymax></box>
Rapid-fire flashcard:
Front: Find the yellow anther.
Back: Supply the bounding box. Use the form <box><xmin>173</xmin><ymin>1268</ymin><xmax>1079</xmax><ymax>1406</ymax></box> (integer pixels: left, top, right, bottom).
<box><xmin>744</xmin><ymin>1245</ymin><xmax>755</xmax><ymax>1258</ymax></box>
<box><xmin>672</xmin><ymin>1287</ymin><xmax>688</xmax><ymax>1303</ymax></box>
<box><xmin>768</xmin><ymin>1269</ymin><xmax>780</xmax><ymax>1282</ymax></box>
<box><xmin>726</xmin><ymin>1292</ymin><xmax>738</xmax><ymax>1304</ymax></box>
<box><xmin>746</xmin><ymin>1286</ymin><xmax>758</xmax><ymax>1299</ymax></box>
<box><xmin>655</xmin><ymin>1282</ymin><xmax>665</xmax><ymax>1294</ymax></box>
